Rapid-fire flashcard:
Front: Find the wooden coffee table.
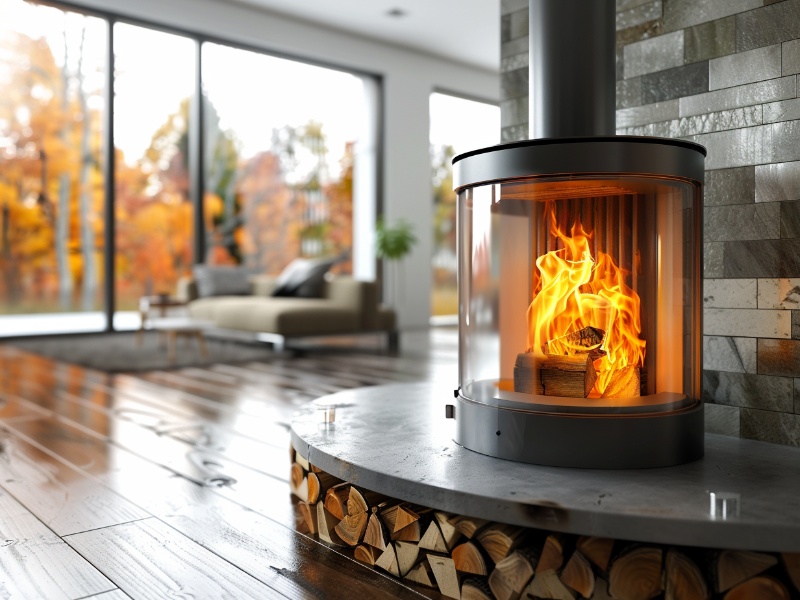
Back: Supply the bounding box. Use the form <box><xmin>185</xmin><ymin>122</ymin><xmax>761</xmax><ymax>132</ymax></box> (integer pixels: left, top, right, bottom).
<box><xmin>148</xmin><ymin>317</ymin><xmax>212</xmax><ymax>364</ymax></box>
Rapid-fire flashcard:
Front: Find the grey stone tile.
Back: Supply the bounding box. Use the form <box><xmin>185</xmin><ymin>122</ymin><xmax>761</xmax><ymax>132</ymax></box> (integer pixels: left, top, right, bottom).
<box><xmin>755</xmin><ymin>161</ymin><xmax>800</xmax><ymax>203</ymax></box>
<box><xmin>509</xmin><ymin>8</ymin><xmax>528</xmax><ymax>40</ymax></box>
<box><xmin>703</xmin><ymin>402</ymin><xmax>740</xmax><ymax>436</ymax></box>
<box><xmin>765</xmin><ymin>0</ymin><xmax>787</xmax><ymax>4</ymax></box>
<box><xmin>501</xmin><ymin>0</ymin><xmax>527</xmax><ymax>16</ymax></box>
<box><xmin>705</xmin><ymin>167</ymin><xmax>755</xmax><ymax>206</ymax></box>
<box><xmin>617</xmin><ymin>0</ymin><xmax>654</xmax><ymax>11</ymax></box>
<box><xmin>773</xmin><ymin>119</ymin><xmax>800</xmax><ymax>164</ymax></box>
<box><xmin>501</xmin><ymin>52</ymin><xmax>528</xmax><ymax>73</ymax></box>
<box><xmin>616</xmin><ymin>99</ymin><xmax>679</xmax><ymax>127</ymax></box>
<box><xmin>624</xmin><ymin>30</ymin><xmax>684</xmax><ymax>78</ymax></box>
<box><xmin>781</xmin><ymin>200</ymin><xmax>800</xmax><ymax>238</ymax></box>
<box><xmin>502</xmin><ymin>36</ymin><xmax>528</xmax><ymax>59</ymax></box>
<box><xmin>705</xmin><ymin>242</ymin><xmax>725</xmax><ymax>278</ymax></box>
<box><xmin>679</xmin><ymin>76</ymin><xmax>796</xmax><ymax>118</ymax></box>
<box><xmin>703</xmin><ymin>370</ymin><xmax>793</xmax><ymax>411</ymax></box>
<box><xmin>741</xmin><ymin>408</ymin><xmax>800</xmax><ymax>446</ymax></box>
<box><xmin>616</xmin><ymin>78</ymin><xmax>642</xmax><ymax>109</ymax></box>
<box><xmin>617</xmin><ymin>46</ymin><xmax>624</xmax><ymax>81</ymax></box>
<box><xmin>758</xmin><ymin>338</ymin><xmax>800</xmax><ymax>376</ymax></box>
<box><xmin>616</xmin><ymin>19</ymin><xmax>664</xmax><ymax>47</ymax></box>
<box><xmin>705</xmin><ymin>307</ymin><xmax>791</xmax><ymax>338</ymax></box>
<box><xmin>501</xmin><ymin>124</ymin><xmax>528</xmax><ymax>143</ymax></box>
<box><xmin>763</xmin><ymin>98</ymin><xmax>800</xmax><ymax>124</ymax></box>
<box><xmin>704</xmin><ymin>335</ymin><xmax>757</xmax><ymax>372</ymax></box>
<box><xmin>617</xmin><ymin>0</ymin><xmax>662</xmax><ymax>31</ymax></box>
<box><xmin>642</xmin><ymin>61</ymin><xmax>708</xmax><ymax>104</ymax></box>
<box><xmin>758</xmin><ymin>278</ymin><xmax>800</xmax><ymax>309</ymax></box>
<box><xmin>685</xmin><ymin>17</ymin><xmax>735</xmax><ymax>63</ymax></box>
<box><xmin>501</xmin><ymin>97</ymin><xmax>528</xmax><ymax>129</ymax></box>
<box><xmin>783</xmin><ymin>39</ymin><xmax>800</xmax><ymax>76</ymax></box>
<box><xmin>501</xmin><ymin>67</ymin><xmax>527</xmax><ymax>101</ymax></box>
<box><xmin>723</xmin><ymin>239</ymin><xmax>800</xmax><ymax>278</ymax></box>
<box><xmin>704</xmin><ymin>278</ymin><xmax>758</xmax><ymax>308</ymax></box>
<box><xmin>687</xmin><ymin>124</ymin><xmax>773</xmax><ymax>170</ymax></box>
<box><xmin>663</xmin><ymin>0</ymin><xmax>761</xmax><ymax>32</ymax></box>
<box><xmin>618</xmin><ymin>106</ymin><xmax>762</xmax><ymax>137</ymax></box>
<box><xmin>736</xmin><ymin>0</ymin><xmax>800</xmax><ymax>53</ymax></box>
<box><xmin>704</xmin><ymin>203</ymin><xmax>780</xmax><ymax>242</ymax></box>
<box><xmin>709</xmin><ymin>44</ymin><xmax>781</xmax><ymax>91</ymax></box>
<box><xmin>794</xmin><ymin>311</ymin><xmax>800</xmax><ymax>339</ymax></box>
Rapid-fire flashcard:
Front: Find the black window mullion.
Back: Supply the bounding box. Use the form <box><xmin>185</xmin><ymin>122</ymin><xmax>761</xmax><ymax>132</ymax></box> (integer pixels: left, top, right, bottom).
<box><xmin>189</xmin><ymin>39</ymin><xmax>205</xmax><ymax>265</ymax></box>
<box><xmin>103</xmin><ymin>19</ymin><xmax>115</xmax><ymax>331</ymax></box>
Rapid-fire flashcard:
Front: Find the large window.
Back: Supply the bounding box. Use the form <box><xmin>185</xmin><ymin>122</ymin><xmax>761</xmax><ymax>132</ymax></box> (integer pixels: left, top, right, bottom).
<box><xmin>114</xmin><ymin>24</ymin><xmax>195</xmax><ymax>309</ymax></box>
<box><xmin>430</xmin><ymin>92</ymin><xmax>499</xmax><ymax>319</ymax></box>
<box><xmin>202</xmin><ymin>43</ymin><xmax>366</xmax><ymax>274</ymax></box>
<box><xmin>0</xmin><ymin>0</ymin><xmax>106</xmax><ymax>328</ymax></box>
<box><xmin>0</xmin><ymin>0</ymin><xmax>377</xmax><ymax>336</ymax></box>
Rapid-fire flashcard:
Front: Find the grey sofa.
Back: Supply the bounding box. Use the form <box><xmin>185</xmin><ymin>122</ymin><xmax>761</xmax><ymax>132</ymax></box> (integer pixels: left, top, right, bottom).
<box><xmin>177</xmin><ymin>275</ymin><xmax>398</xmax><ymax>351</ymax></box>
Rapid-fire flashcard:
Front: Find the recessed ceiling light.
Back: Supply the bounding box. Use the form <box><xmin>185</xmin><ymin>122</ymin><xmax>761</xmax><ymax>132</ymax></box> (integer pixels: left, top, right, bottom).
<box><xmin>386</xmin><ymin>7</ymin><xmax>407</xmax><ymax>18</ymax></box>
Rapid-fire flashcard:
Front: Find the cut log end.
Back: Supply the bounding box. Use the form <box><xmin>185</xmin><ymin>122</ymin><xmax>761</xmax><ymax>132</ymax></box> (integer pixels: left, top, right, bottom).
<box><xmin>452</xmin><ymin>541</ymin><xmax>488</xmax><ymax>576</ymax></box>
<box><xmin>561</xmin><ymin>551</ymin><xmax>595</xmax><ymax>599</ymax></box>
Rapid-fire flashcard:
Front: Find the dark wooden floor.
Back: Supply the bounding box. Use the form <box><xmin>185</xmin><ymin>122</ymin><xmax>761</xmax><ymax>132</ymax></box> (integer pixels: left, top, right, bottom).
<box><xmin>0</xmin><ymin>329</ymin><xmax>458</xmax><ymax>599</ymax></box>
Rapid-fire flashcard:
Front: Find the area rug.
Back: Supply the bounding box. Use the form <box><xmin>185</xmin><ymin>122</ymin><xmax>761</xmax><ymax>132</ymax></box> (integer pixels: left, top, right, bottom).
<box><xmin>7</xmin><ymin>331</ymin><xmax>279</xmax><ymax>372</ymax></box>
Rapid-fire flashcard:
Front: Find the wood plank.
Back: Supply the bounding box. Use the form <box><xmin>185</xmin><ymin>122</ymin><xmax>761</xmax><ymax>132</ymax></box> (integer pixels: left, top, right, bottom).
<box><xmin>64</xmin><ymin>518</ymin><xmax>287</xmax><ymax>599</ymax></box>
<box><xmin>0</xmin><ymin>488</ymin><xmax>115</xmax><ymax>599</ymax></box>
<box><xmin>0</xmin><ymin>424</ymin><xmax>150</xmax><ymax>536</ymax></box>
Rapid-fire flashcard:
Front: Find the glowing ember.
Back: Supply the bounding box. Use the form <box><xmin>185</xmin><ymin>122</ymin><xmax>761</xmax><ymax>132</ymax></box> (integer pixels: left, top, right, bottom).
<box><xmin>527</xmin><ymin>203</ymin><xmax>645</xmax><ymax>397</ymax></box>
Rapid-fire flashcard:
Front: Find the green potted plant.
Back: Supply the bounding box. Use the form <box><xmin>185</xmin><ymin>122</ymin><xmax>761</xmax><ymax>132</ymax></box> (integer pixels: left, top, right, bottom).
<box><xmin>376</xmin><ymin>218</ymin><xmax>417</xmax><ymax>302</ymax></box>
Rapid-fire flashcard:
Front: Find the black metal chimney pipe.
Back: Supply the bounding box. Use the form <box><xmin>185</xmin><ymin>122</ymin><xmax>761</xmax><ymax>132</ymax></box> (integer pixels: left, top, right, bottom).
<box><xmin>529</xmin><ymin>0</ymin><xmax>616</xmax><ymax>138</ymax></box>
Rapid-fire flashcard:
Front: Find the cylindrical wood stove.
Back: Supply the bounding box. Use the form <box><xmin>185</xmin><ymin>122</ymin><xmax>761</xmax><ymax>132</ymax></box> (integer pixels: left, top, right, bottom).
<box><xmin>446</xmin><ymin>0</ymin><xmax>707</xmax><ymax>468</ymax></box>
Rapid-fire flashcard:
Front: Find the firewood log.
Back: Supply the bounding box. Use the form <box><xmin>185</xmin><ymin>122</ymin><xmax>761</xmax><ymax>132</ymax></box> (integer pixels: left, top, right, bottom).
<box><xmin>323</xmin><ymin>482</ymin><xmax>351</xmax><ymax>520</ymax></box>
<box><xmin>665</xmin><ymin>549</ymin><xmax>708</xmax><ymax>600</ymax></box>
<box><xmin>307</xmin><ymin>471</ymin><xmax>341</xmax><ymax>504</ymax></box>
<box><xmin>537</xmin><ymin>534</ymin><xmax>565</xmax><ymax>574</ymax></box>
<box><xmin>395</xmin><ymin>540</ymin><xmax>420</xmax><ymax>577</ymax></box>
<box><xmin>561</xmin><ymin>551</ymin><xmax>595</xmax><ymax>599</ymax></box>
<box><xmin>379</xmin><ymin>503</ymin><xmax>401</xmax><ymax>532</ymax></box>
<box><xmin>391</xmin><ymin>520</ymin><xmax>422</xmax><ymax>543</ymax></box>
<box><xmin>290</xmin><ymin>476</ymin><xmax>308</xmax><ymax>502</ymax></box>
<box><xmin>394</xmin><ymin>504</ymin><xmax>422</xmax><ymax>533</ymax></box>
<box><xmin>488</xmin><ymin>549</ymin><xmax>537</xmax><ymax>600</ymax></box>
<box><xmin>363</xmin><ymin>512</ymin><xmax>389</xmax><ymax>551</ymax></box>
<box><xmin>600</xmin><ymin>364</ymin><xmax>640</xmax><ymax>398</ymax></box>
<box><xmin>316</xmin><ymin>502</ymin><xmax>343</xmax><ymax>546</ymax></box>
<box><xmin>405</xmin><ymin>559</ymin><xmax>436</xmax><ymax>588</ymax></box>
<box><xmin>542</xmin><ymin>326</ymin><xmax>605</xmax><ymax>356</ymax></box>
<box><xmin>290</xmin><ymin>462</ymin><xmax>304</xmax><ymax>489</ymax></box>
<box><xmin>435</xmin><ymin>512</ymin><xmax>464</xmax><ymax>550</ymax></box>
<box><xmin>477</xmin><ymin>523</ymin><xmax>526</xmax><ymax>564</ymax></box>
<box><xmin>347</xmin><ymin>486</ymin><xmax>369</xmax><ymax>516</ymax></box>
<box><xmin>294</xmin><ymin>449</ymin><xmax>309</xmax><ymax>470</ymax></box>
<box><xmin>722</xmin><ymin>576</ymin><xmax>789</xmax><ymax>600</ymax></box>
<box><xmin>450</xmin><ymin>515</ymin><xmax>489</xmax><ymax>539</ymax></box>
<box><xmin>452</xmin><ymin>541</ymin><xmax>489</xmax><ymax>575</ymax></box>
<box><xmin>526</xmin><ymin>570</ymin><xmax>576</xmax><ymax>600</ymax></box>
<box><xmin>419</xmin><ymin>520</ymin><xmax>448</xmax><ymax>553</ymax></box>
<box><xmin>608</xmin><ymin>546</ymin><xmax>662</xmax><ymax>600</ymax></box>
<box><xmin>309</xmin><ymin>463</ymin><xmax>322</xmax><ymax>473</ymax></box>
<box><xmin>298</xmin><ymin>501</ymin><xmax>317</xmax><ymax>535</ymax></box>
<box><xmin>334</xmin><ymin>510</ymin><xmax>368</xmax><ymax>546</ymax></box>
<box><xmin>714</xmin><ymin>550</ymin><xmax>778</xmax><ymax>593</ymax></box>
<box><xmin>354</xmin><ymin>544</ymin><xmax>380</xmax><ymax>566</ymax></box>
<box><xmin>289</xmin><ymin>443</ymin><xmax>295</xmax><ymax>464</ymax></box>
<box><xmin>376</xmin><ymin>544</ymin><xmax>400</xmax><ymax>577</ymax></box>
<box><xmin>781</xmin><ymin>553</ymin><xmax>800</xmax><ymax>592</ymax></box>
<box><xmin>461</xmin><ymin>577</ymin><xmax>494</xmax><ymax>600</ymax></box>
<box><xmin>428</xmin><ymin>554</ymin><xmax>461</xmax><ymax>599</ymax></box>
<box><xmin>576</xmin><ymin>536</ymin><xmax>614</xmax><ymax>572</ymax></box>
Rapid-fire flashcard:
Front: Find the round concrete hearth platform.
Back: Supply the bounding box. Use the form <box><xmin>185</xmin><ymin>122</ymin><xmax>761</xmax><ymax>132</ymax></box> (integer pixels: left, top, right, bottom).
<box><xmin>291</xmin><ymin>382</ymin><xmax>800</xmax><ymax>552</ymax></box>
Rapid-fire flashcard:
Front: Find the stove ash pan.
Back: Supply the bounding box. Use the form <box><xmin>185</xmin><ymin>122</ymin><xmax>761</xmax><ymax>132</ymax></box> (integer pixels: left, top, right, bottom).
<box><xmin>449</xmin><ymin>137</ymin><xmax>707</xmax><ymax>469</ymax></box>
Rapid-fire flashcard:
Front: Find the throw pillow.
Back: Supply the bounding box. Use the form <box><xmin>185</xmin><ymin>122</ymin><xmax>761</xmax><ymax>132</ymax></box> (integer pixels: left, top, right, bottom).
<box><xmin>193</xmin><ymin>265</ymin><xmax>255</xmax><ymax>297</ymax></box>
<box><xmin>271</xmin><ymin>257</ymin><xmax>338</xmax><ymax>298</ymax></box>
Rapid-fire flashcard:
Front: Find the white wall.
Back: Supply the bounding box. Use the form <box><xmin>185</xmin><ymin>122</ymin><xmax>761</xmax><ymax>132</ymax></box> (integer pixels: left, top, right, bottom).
<box><xmin>73</xmin><ymin>0</ymin><xmax>499</xmax><ymax>329</ymax></box>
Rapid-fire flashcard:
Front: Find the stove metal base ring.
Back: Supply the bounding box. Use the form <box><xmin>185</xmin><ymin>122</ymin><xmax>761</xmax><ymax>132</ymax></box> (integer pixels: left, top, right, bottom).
<box><xmin>452</xmin><ymin>392</ymin><xmax>704</xmax><ymax>469</ymax></box>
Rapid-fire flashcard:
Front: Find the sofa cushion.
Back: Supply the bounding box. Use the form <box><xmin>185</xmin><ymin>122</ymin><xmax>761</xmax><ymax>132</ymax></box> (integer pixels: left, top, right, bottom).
<box><xmin>271</xmin><ymin>257</ymin><xmax>338</xmax><ymax>298</ymax></box>
<box><xmin>212</xmin><ymin>297</ymin><xmax>359</xmax><ymax>336</ymax></box>
<box><xmin>193</xmin><ymin>265</ymin><xmax>257</xmax><ymax>297</ymax></box>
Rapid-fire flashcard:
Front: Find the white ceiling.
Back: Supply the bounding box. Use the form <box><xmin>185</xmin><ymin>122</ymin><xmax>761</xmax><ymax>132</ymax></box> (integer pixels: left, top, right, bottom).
<box><xmin>222</xmin><ymin>0</ymin><xmax>500</xmax><ymax>72</ymax></box>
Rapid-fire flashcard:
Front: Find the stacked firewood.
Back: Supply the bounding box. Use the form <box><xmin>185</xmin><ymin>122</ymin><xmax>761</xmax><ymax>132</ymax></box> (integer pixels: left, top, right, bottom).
<box><xmin>290</xmin><ymin>449</ymin><xmax>800</xmax><ymax>599</ymax></box>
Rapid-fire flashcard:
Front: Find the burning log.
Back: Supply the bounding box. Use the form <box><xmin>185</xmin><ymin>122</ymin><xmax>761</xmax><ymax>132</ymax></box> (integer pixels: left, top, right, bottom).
<box><xmin>542</xmin><ymin>326</ymin><xmax>605</xmax><ymax>356</ymax></box>
<box><xmin>514</xmin><ymin>352</ymin><xmax>600</xmax><ymax>398</ymax></box>
<box><xmin>601</xmin><ymin>364</ymin><xmax>641</xmax><ymax>398</ymax></box>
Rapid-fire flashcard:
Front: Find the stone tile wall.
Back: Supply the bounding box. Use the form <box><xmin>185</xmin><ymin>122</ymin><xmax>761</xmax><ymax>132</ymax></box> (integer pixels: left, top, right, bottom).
<box><xmin>500</xmin><ymin>0</ymin><xmax>800</xmax><ymax>446</ymax></box>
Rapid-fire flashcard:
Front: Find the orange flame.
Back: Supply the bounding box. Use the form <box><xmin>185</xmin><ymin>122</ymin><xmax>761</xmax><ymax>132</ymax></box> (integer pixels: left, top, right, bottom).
<box><xmin>527</xmin><ymin>204</ymin><xmax>645</xmax><ymax>397</ymax></box>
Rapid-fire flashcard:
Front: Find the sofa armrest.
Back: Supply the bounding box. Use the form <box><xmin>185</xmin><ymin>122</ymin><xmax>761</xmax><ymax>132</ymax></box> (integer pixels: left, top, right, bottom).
<box><xmin>176</xmin><ymin>276</ymin><xmax>199</xmax><ymax>302</ymax></box>
<box><xmin>325</xmin><ymin>277</ymin><xmax>382</xmax><ymax>330</ymax></box>
<box><xmin>250</xmin><ymin>275</ymin><xmax>277</xmax><ymax>297</ymax></box>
